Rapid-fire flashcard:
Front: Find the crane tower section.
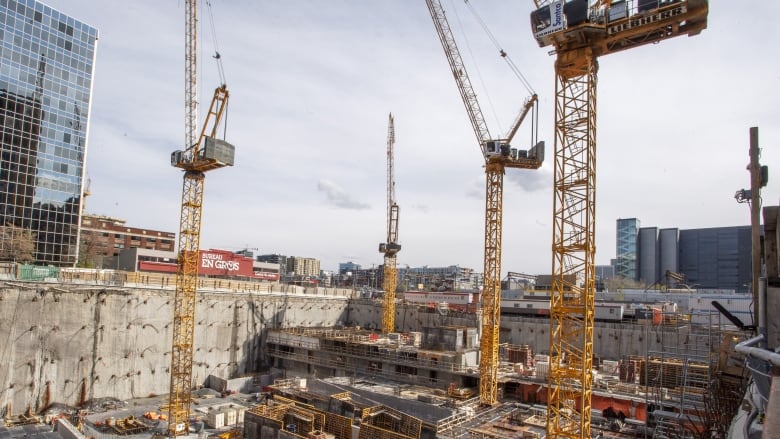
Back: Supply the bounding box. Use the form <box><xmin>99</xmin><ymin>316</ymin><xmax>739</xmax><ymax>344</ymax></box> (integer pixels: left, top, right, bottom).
<box><xmin>528</xmin><ymin>1</ymin><xmax>707</xmax><ymax>437</ymax></box>
<box><xmin>380</xmin><ymin>113</ymin><xmax>401</xmax><ymax>333</ymax></box>
<box><xmin>167</xmin><ymin>0</ymin><xmax>234</xmax><ymax>435</ymax></box>
<box><xmin>425</xmin><ymin>0</ymin><xmax>543</xmax><ymax>406</ymax></box>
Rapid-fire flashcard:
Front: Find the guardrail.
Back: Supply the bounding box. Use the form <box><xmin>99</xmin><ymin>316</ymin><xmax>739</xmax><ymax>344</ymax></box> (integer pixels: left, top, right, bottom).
<box><xmin>2</xmin><ymin>264</ymin><xmax>355</xmax><ymax>298</ymax></box>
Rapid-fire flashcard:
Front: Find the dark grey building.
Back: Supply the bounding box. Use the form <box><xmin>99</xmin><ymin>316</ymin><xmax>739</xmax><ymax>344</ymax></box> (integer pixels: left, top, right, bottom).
<box><xmin>678</xmin><ymin>226</ymin><xmax>752</xmax><ymax>293</ymax></box>
<box><xmin>638</xmin><ymin>227</ymin><xmax>659</xmax><ymax>285</ymax></box>
<box><xmin>659</xmin><ymin>228</ymin><xmax>680</xmax><ymax>283</ymax></box>
<box><xmin>595</xmin><ymin>265</ymin><xmax>615</xmax><ymax>281</ymax></box>
<box><xmin>257</xmin><ymin>253</ymin><xmax>288</xmax><ymax>271</ymax></box>
<box><xmin>0</xmin><ymin>0</ymin><xmax>97</xmax><ymax>265</ymax></box>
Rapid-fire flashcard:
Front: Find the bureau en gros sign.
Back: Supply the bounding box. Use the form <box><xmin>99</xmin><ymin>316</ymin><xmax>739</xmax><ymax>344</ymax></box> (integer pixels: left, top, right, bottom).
<box><xmin>202</xmin><ymin>253</ymin><xmax>239</xmax><ymax>271</ymax></box>
<box><xmin>200</xmin><ymin>251</ymin><xmax>243</xmax><ymax>273</ymax></box>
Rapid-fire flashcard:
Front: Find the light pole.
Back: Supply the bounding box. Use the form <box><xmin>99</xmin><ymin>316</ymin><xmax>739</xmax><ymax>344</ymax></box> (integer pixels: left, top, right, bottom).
<box><xmin>734</xmin><ymin>126</ymin><xmax>768</xmax><ymax>329</ymax></box>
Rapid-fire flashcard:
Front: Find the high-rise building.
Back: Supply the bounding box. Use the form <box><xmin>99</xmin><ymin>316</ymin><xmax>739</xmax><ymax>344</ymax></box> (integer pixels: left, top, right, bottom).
<box><xmin>658</xmin><ymin>228</ymin><xmax>679</xmax><ymax>284</ymax></box>
<box><xmin>679</xmin><ymin>226</ymin><xmax>752</xmax><ymax>293</ymax></box>
<box><xmin>287</xmin><ymin>256</ymin><xmax>320</xmax><ymax>278</ymax></box>
<box><xmin>0</xmin><ymin>0</ymin><xmax>97</xmax><ymax>265</ymax></box>
<box><xmin>338</xmin><ymin>261</ymin><xmax>361</xmax><ymax>275</ymax></box>
<box><xmin>638</xmin><ymin>227</ymin><xmax>659</xmax><ymax>285</ymax></box>
<box><xmin>616</xmin><ymin>218</ymin><xmax>640</xmax><ymax>280</ymax></box>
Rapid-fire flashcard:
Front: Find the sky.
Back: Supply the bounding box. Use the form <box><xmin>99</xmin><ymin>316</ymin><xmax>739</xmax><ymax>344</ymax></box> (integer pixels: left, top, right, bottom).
<box><xmin>42</xmin><ymin>1</ymin><xmax>780</xmax><ymax>274</ymax></box>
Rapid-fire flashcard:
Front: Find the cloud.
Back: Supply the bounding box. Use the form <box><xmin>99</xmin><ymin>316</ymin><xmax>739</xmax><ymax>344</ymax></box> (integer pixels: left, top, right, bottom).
<box><xmin>466</xmin><ymin>166</ymin><xmax>551</xmax><ymax>198</ymax></box>
<box><xmin>506</xmin><ymin>167</ymin><xmax>552</xmax><ymax>192</ymax></box>
<box><xmin>410</xmin><ymin>204</ymin><xmax>430</xmax><ymax>213</ymax></box>
<box><xmin>317</xmin><ymin>179</ymin><xmax>370</xmax><ymax>210</ymax></box>
<box><xmin>466</xmin><ymin>178</ymin><xmax>483</xmax><ymax>199</ymax></box>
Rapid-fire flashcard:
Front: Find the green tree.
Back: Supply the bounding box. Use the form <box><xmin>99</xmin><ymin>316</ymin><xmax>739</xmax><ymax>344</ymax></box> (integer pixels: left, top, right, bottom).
<box><xmin>0</xmin><ymin>224</ymin><xmax>35</xmax><ymax>262</ymax></box>
<box><xmin>77</xmin><ymin>233</ymin><xmax>107</xmax><ymax>268</ymax></box>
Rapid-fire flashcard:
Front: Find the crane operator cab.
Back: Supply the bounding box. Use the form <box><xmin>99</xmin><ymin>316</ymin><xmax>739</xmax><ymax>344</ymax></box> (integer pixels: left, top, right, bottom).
<box><xmin>484</xmin><ymin>140</ymin><xmax>545</xmax><ymax>163</ymax></box>
<box><xmin>531</xmin><ymin>0</ymin><xmax>707</xmax><ymax>48</ymax></box>
<box><xmin>484</xmin><ymin>140</ymin><xmax>511</xmax><ymax>158</ymax></box>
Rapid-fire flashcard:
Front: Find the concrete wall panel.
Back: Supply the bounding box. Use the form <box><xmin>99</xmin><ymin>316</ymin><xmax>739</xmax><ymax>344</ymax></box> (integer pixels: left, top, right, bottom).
<box><xmin>0</xmin><ymin>285</ymin><xmax>349</xmax><ymax>415</ymax></box>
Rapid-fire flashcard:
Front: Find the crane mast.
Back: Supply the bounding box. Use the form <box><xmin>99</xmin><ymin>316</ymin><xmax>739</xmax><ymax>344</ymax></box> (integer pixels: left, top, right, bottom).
<box><xmin>380</xmin><ymin>113</ymin><xmax>401</xmax><ymax>333</ymax></box>
<box><xmin>167</xmin><ymin>0</ymin><xmax>234</xmax><ymax>434</ymax></box>
<box><xmin>528</xmin><ymin>0</ymin><xmax>708</xmax><ymax>437</ymax></box>
<box><xmin>425</xmin><ymin>0</ymin><xmax>543</xmax><ymax>406</ymax></box>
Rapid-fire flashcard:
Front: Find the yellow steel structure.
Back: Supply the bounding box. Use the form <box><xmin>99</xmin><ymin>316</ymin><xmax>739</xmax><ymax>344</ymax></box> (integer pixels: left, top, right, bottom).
<box><xmin>380</xmin><ymin>113</ymin><xmax>401</xmax><ymax>333</ymax></box>
<box><xmin>167</xmin><ymin>0</ymin><xmax>233</xmax><ymax>434</ymax></box>
<box><xmin>528</xmin><ymin>0</ymin><xmax>708</xmax><ymax>436</ymax></box>
<box><xmin>426</xmin><ymin>0</ymin><xmax>543</xmax><ymax>406</ymax></box>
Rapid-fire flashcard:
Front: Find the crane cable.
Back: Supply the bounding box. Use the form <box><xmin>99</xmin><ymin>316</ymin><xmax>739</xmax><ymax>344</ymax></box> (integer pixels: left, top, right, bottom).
<box><xmin>205</xmin><ymin>0</ymin><xmax>229</xmax><ymax>140</ymax></box>
<box><xmin>463</xmin><ymin>0</ymin><xmax>538</xmax><ymax>146</ymax></box>
<box><xmin>448</xmin><ymin>0</ymin><xmax>499</xmax><ymax>140</ymax></box>
<box><xmin>463</xmin><ymin>0</ymin><xmax>535</xmax><ymax>96</ymax></box>
<box><xmin>206</xmin><ymin>0</ymin><xmax>226</xmax><ymax>86</ymax></box>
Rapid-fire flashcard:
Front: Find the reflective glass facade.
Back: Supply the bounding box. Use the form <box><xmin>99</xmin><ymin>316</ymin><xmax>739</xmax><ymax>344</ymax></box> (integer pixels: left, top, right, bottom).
<box><xmin>0</xmin><ymin>0</ymin><xmax>96</xmax><ymax>265</ymax></box>
<box><xmin>616</xmin><ymin>218</ymin><xmax>640</xmax><ymax>280</ymax></box>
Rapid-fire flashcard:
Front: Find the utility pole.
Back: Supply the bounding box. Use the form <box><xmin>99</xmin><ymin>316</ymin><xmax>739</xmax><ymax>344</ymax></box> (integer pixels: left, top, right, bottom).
<box><xmin>749</xmin><ymin>127</ymin><xmax>761</xmax><ymax>329</ymax></box>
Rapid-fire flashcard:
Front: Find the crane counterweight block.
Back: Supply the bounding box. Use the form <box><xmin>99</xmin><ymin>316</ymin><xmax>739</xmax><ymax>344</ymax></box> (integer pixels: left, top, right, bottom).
<box><xmin>379</xmin><ymin>242</ymin><xmax>402</xmax><ymax>256</ymax></box>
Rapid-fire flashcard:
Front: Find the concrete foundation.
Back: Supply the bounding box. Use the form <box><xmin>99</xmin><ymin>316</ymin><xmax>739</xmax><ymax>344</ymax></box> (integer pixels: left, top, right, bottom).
<box><xmin>0</xmin><ymin>283</ymin><xmax>351</xmax><ymax>415</ymax></box>
<box><xmin>0</xmin><ymin>282</ymin><xmax>716</xmax><ymax>418</ymax></box>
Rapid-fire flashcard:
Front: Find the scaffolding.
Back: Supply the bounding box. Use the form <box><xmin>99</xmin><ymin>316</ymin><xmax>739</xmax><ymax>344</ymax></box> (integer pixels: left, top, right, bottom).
<box><xmin>266</xmin><ymin>328</ymin><xmax>480</xmax><ymax>389</ymax></box>
<box><xmin>644</xmin><ymin>309</ymin><xmax>720</xmax><ymax>438</ymax></box>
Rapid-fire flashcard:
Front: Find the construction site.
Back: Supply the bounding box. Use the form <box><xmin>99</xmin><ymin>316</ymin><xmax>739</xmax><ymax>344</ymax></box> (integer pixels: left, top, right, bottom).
<box><xmin>0</xmin><ymin>269</ymin><xmax>758</xmax><ymax>439</ymax></box>
<box><xmin>4</xmin><ymin>0</ymin><xmax>780</xmax><ymax>438</ymax></box>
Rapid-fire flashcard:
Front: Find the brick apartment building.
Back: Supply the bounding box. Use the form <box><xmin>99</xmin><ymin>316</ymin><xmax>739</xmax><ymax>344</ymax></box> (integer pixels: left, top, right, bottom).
<box><xmin>79</xmin><ymin>214</ymin><xmax>175</xmax><ymax>268</ymax></box>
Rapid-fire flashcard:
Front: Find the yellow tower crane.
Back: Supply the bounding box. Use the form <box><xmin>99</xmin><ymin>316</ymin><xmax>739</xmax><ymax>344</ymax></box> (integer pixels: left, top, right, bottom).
<box><xmin>425</xmin><ymin>0</ymin><xmax>544</xmax><ymax>406</ymax></box>
<box><xmin>379</xmin><ymin>113</ymin><xmax>401</xmax><ymax>334</ymax></box>
<box><xmin>527</xmin><ymin>1</ymin><xmax>708</xmax><ymax>437</ymax></box>
<box><xmin>166</xmin><ymin>0</ymin><xmax>234</xmax><ymax>435</ymax></box>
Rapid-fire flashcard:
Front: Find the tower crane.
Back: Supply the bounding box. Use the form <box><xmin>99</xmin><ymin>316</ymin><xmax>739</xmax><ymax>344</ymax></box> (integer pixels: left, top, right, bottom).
<box><xmin>166</xmin><ymin>0</ymin><xmax>234</xmax><ymax>435</ymax></box>
<box><xmin>528</xmin><ymin>0</ymin><xmax>708</xmax><ymax>437</ymax></box>
<box><xmin>379</xmin><ymin>113</ymin><xmax>401</xmax><ymax>333</ymax></box>
<box><xmin>425</xmin><ymin>0</ymin><xmax>544</xmax><ymax>406</ymax></box>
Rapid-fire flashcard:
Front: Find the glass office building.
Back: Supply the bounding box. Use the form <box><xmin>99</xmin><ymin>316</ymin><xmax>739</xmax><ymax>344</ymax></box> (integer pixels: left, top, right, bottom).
<box><xmin>0</xmin><ymin>0</ymin><xmax>97</xmax><ymax>265</ymax></box>
<box><xmin>616</xmin><ymin>218</ymin><xmax>640</xmax><ymax>280</ymax></box>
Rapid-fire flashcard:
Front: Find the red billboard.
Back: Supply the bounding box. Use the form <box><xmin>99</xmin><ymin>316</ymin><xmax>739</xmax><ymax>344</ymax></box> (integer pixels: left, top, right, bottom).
<box><xmin>199</xmin><ymin>249</ymin><xmax>254</xmax><ymax>277</ymax></box>
<box><xmin>135</xmin><ymin>249</ymin><xmax>279</xmax><ymax>281</ymax></box>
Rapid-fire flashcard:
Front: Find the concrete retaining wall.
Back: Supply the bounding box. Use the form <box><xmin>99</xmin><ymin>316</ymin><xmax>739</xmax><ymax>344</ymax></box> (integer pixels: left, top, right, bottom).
<box><xmin>0</xmin><ymin>283</ymin><xmax>718</xmax><ymax>416</ymax></box>
<box><xmin>0</xmin><ymin>283</ymin><xmax>350</xmax><ymax>415</ymax></box>
<box><xmin>347</xmin><ymin>300</ymin><xmax>716</xmax><ymax>363</ymax></box>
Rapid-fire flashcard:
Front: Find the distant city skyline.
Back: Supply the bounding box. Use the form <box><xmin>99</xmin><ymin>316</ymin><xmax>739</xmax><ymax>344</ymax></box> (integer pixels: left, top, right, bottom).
<box><xmin>36</xmin><ymin>1</ymin><xmax>779</xmax><ymax>273</ymax></box>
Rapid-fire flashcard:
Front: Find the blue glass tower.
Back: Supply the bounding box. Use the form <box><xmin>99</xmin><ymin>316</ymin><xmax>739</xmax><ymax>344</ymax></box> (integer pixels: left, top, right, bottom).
<box><xmin>0</xmin><ymin>0</ymin><xmax>97</xmax><ymax>265</ymax></box>
<box><xmin>616</xmin><ymin>218</ymin><xmax>640</xmax><ymax>280</ymax></box>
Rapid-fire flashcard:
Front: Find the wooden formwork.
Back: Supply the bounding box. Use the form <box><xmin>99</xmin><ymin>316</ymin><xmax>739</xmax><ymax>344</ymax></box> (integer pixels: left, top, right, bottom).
<box><xmin>250</xmin><ymin>394</ymin><xmax>357</xmax><ymax>439</ymax></box>
<box><xmin>358</xmin><ymin>424</ymin><xmax>415</xmax><ymax>439</ymax></box>
<box><xmin>639</xmin><ymin>357</ymin><xmax>710</xmax><ymax>389</ymax></box>
<box><xmin>324</xmin><ymin>412</ymin><xmax>352</xmax><ymax>439</ymax></box>
<box><xmin>361</xmin><ymin>406</ymin><xmax>421</xmax><ymax>439</ymax></box>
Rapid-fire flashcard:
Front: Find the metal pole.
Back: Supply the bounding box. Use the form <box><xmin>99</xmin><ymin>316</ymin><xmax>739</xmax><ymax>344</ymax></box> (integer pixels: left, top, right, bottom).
<box><xmin>749</xmin><ymin>127</ymin><xmax>761</xmax><ymax>329</ymax></box>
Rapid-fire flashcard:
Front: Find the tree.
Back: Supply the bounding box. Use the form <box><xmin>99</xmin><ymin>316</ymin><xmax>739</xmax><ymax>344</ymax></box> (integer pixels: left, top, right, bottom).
<box><xmin>0</xmin><ymin>224</ymin><xmax>35</xmax><ymax>262</ymax></box>
<box><xmin>77</xmin><ymin>232</ymin><xmax>107</xmax><ymax>268</ymax></box>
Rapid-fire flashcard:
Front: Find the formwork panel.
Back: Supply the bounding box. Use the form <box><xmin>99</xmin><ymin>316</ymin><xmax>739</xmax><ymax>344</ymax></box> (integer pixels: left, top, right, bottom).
<box><xmin>324</xmin><ymin>413</ymin><xmax>352</xmax><ymax>439</ymax></box>
<box><xmin>357</xmin><ymin>424</ymin><xmax>413</xmax><ymax>439</ymax></box>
